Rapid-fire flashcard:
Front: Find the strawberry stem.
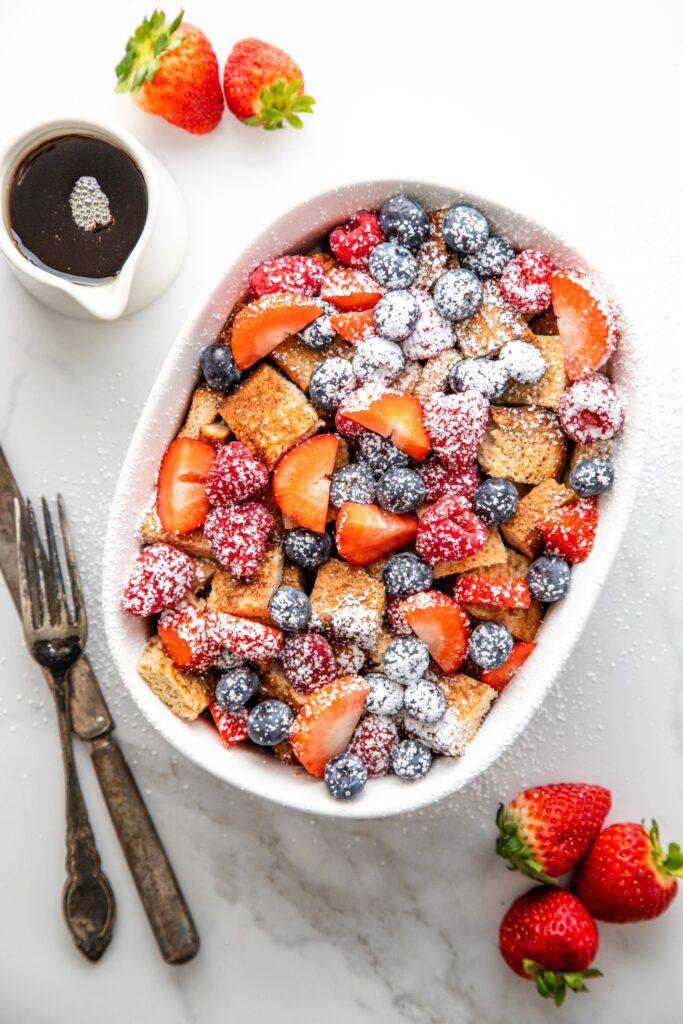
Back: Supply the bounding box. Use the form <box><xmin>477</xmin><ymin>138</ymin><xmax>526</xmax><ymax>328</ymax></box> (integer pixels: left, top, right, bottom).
<box><xmin>115</xmin><ymin>8</ymin><xmax>184</xmax><ymax>94</ymax></box>
<box><xmin>647</xmin><ymin>820</ymin><xmax>683</xmax><ymax>878</ymax></box>
<box><xmin>495</xmin><ymin>804</ymin><xmax>557</xmax><ymax>886</ymax></box>
<box><xmin>243</xmin><ymin>78</ymin><xmax>316</xmax><ymax>130</ymax></box>
<box><xmin>523</xmin><ymin>960</ymin><xmax>602</xmax><ymax>1007</ymax></box>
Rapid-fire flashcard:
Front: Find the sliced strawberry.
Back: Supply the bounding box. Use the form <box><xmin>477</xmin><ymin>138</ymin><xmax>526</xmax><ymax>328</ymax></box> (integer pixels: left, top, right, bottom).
<box><xmin>209</xmin><ymin>701</ymin><xmax>249</xmax><ymax>746</ymax></box>
<box><xmin>230</xmin><ymin>293</ymin><xmax>324</xmax><ymax>370</ymax></box>
<box><xmin>538</xmin><ymin>499</ymin><xmax>598</xmax><ymax>564</ymax></box>
<box><xmin>158</xmin><ymin>604</ymin><xmax>219</xmax><ymax>670</ymax></box>
<box><xmin>339</xmin><ymin>384</ymin><xmax>430</xmax><ymax>460</ymax></box>
<box><xmin>401</xmin><ymin>591</ymin><xmax>470</xmax><ymax>674</ymax></box>
<box><xmin>549</xmin><ymin>270</ymin><xmax>619</xmax><ymax>380</ymax></box>
<box><xmin>416</xmin><ymin>496</ymin><xmax>488</xmax><ymax>565</ymax></box>
<box><xmin>209</xmin><ymin>610</ymin><xmax>283</xmax><ymax>662</ymax></box>
<box><xmin>248</xmin><ymin>255</ymin><xmax>325</xmax><ymax>298</ymax></box>
<box><xmin>320</xmin><ymin>267</ymin><xmax>382</xmax><ymax>311</ymax></box>
<box><xmin>329</xmin><ymin>309</ymin><xmax>376</xmax><ymax>344</ymax></box>
<box><xmin>335</xmin><ymin>502</ymin><xmax>418</xmax><ymax>566</ymax></box>
<box><xmin>272</xmin><ymin>434</ymin><xmax>339</xmax><ymax>533</ymax></box>
<box><xmin>454</xmin><ymin>576</ymin><xmax>531</xmax><ymax>609</ymax></box>
<box><xmin>289</xmin><ymin>676</ymin><xmax>370</xmax><ymax>778</ymax></box>
<box><xmin>481</xmin><ymin>641</ymin><xmax>537</xmax><ymax>691</ymax></box>
<box><xmin>156</xmin><ymin>437</ymin><xmax>216</xmax><ymax>535</ymax></box>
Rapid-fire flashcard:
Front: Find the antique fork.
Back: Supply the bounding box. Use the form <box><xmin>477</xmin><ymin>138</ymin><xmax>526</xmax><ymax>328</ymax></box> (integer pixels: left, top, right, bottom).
<box><xmin>15</xmin><ymin>495</ymin><xmax>115</xmax><ymax>961</ymax></box>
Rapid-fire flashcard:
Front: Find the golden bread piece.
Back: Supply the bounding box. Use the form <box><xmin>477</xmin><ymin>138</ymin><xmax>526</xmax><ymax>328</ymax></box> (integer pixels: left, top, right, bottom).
<box><xmin>500</xmin><ymin>335</ymin><xmax>567</xmax><ymax>410</ymax></box>
<box><xmin>432</xmin><ymin>526</ymin><xmax>506</xmax><ymax>578</ymax></box>
<box><xmin>137</xmin><ymin>637</ymin><xmax>213</xmax><ymax>721</ymax></box>
<box><xmin>270</xmin><ymin>335</ymin><xmax>351</xmax><ymax>392</ymax></box>
<box><xmin>309</xmin><ymin>558</ymin><xmax>386</xmax><ymax>652</ymax></box>
<box><xmin>272</xmin><ymin>739</ymin><xmax>298</xmax><ymax>765</ymax></box>
<box><xmin>331</xmin><ymin>641</ymin><xmax>367</xmax><ymax>675</ymax></box>
<box><xmin>455</xmin><ymin>280</ymin><xmax>533</xmax><ymax>358</ymax></box>
<box><xmin>413</xmin><ymin>349</ymin><xmax>461</xmax><ymax>402</ymax></box>
<box><xmin>206</xmin><ymin>544</ymin><xmax>284</xmax><ymax>621</ymax></box>
<box><xmin>365</xmin><ymin>558</ymin><xmax>388</xmax><ymax>582</ymax></box>
<box><xmin>478</xmin><ymin>406</ymin><xmax>567</xmax><ymax>484</ymax></box>
<box><xmin>257</xmin><ymin>662</ymin><xmax>308</xmax><ymax>710</ymax></box>
<box><xmin>368</xmin><ymin>623</ymin><xmax>394</xmax><ymax>667</ymax></box>
<box><xmin>191</xmin><ymin>557</ymin><xmax>218</xmax><ymax>594</ymax></box>
<box><xmin>461</xmin><ymin>548</ymin><xmax>542</xmax><ymax>642</ymax></box>
<box><xmin>220</xmin><ymin>365</ymin><xmax>323</xmax><ymax>470</ymax></box>
<box><xmin>500</xmin><ymin>479</ymin><xmax>575</xmax><ymax>558</ymax></box>
<box><xmin>401</xmin><ymin>673</ymin><xmax>495</xmax><ymax>756</ymax></box>
<box><xmin>139</xmin><ymin>508</ymin><xmax>212</xmax><ymax>559</ymax></box>
<box><xmin>281</xmin><ymin>562</ymin><xmax>305</xmax><ymax>590</ymax></box>
<box><xmin>394</xmin><ymin>359</ymin><xmax>422</xmax><ymax>393</ymax></box>
<box><xmin>177</xmin><ymin>384</ymin><xmax>231</xmax><ymax>443</ymax></box>
<box><xmin>565</xmin><ymin>440</ymin><xmax>612</xmax><ymax>480</ymax></box>
<box><xmin>415</xmin><ymin>208</ymin><xmax>458</xmax><ymax>290</ymax></box>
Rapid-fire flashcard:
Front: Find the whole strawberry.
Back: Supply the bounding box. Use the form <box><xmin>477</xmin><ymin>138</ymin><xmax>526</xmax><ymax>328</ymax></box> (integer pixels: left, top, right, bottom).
<box><xmin>496</xmin><ymin>783</ymin><xmax>611</xmax><ymax>883</ymax></box>
<box><xmin>115</xmin><ymin>9</ymin><xmax>223</xmax><ymax>135</ymax></box>
<box><xmin>499</xmin><ymin>887</ymin><xmax>601</xmax><ymax>1006</ymax></box>
<box><xmin>573</xmin><ymin>820</ymin><xmax>683</xmax><ymax>922</ymax></box>
<box><xmin>223</xmin><ymin>38</ymin><xmax>315</xmax><ymax>130</ymax></box>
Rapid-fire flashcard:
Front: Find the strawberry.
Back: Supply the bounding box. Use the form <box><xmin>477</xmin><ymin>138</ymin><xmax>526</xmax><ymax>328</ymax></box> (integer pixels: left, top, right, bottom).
<box><xmin>248</xmin><ymin>255</ymin><xmax>324</xmax><ymax>299</ymax></box>
<box><xmin>549</xmin><ymin>270</ymin><xmax>619</xmax><ymax>380</ymax></box>
<box><xmin>123</xmin><ymin>543</ymin><xmax>194</xmax><ymax>617</ymax></box>
<box><xmin>204</xmin><ymin>502</ymin><xmax>274</xmax><ymax>577</ymax></box>
<box><xmin>573</xmin><ymin>821</ymin><xmax>683</xmax><ymax>922</ymax></box>
<box><xmin>481</xmin><ymin>641</ymin><xmax>537</xmax><ymax>691</ymax></box>
<box><xmin>496</xmin><ymin>783</ymin><xmax>612</xmax><ymax>882</ymax></box>
<box><xmin>416</xmin><ymin>496</ymin><xmax>488</xmax><ymax>565</ymax></box>
<box><xmin>289</xmin><ymin>676</ymin><xmax>370</xmax><ymax>777</ymax></box>
<box><xmin>335</xmin><ymin>503</ymin><xmax>418</xmax><ymax>566</ymax></box>
<box><xmin>453</xmin><ymin>576</ymin><xmax>531</xmax><ymax>609</ymax></box>
<box><xmin>209</xmin><ymin>610</ymin><xmax>283</xmax><ymax>663</ymax></box>
<box><xmin>115</xmin><ymin>10</ymin><xmax>223</xmax><ymax>135</ymax></box>
<box><xmin>156</xmin><ymin>436</ymin><xmax>215</xmax><ymax>535</ymax></box>
<box><xmin>538</xmin><ymin>499</ymin><xmax>598</xmax><ymax>564</ymax></box>
<box><xmin>230</xmin><ymin>293</ymin><xmax>324</xmax><ymax>370</ymax></box>
<box><xmin>329</xmin><ymin>309</ymin><xmax>376</xmax><ymax>344</ymax></box>
<box><xmin>158</xmin><ymin>604</ymin><xmax>219</xmax><ymax>670</ymax></box>
<box><xmin>272</xmin><ymin>434</ymin><xmax>339</xmax><ymax>532</ymax></box>
<box><xmin>401</xmin><ymin>591</ymin><xmax>470</xmax><ymax>674</ymax></box>
<box><xmin>423</xmin><ymin>390</ymin><xmax>489</xmax><ymax>470</ymax></box>
<box><xmin>499</xmin><ymin>887</ymin><xmax>601</xmax><ymax>1006</ymax></box>
<box><xmin>329</xmin><ymin>211</ymin><xmax>384</xmax><ymax>269</ymax></box>
<box><xmin>204</xmin><ymin>442</ymin><xmax>268</xmax><ymax>507</ymax></box>
<box><xmin>338</xmin><ymin>385</ymin><xmax>430</xmax><ymax>460</ymax></box>
<box><xmin>223</xmin><ymin>38</ymin><xmax>315</xmax><ymax>130</ymax></box>
<box><xmin>209</xmin><ymin>701</ymin><xmax>249</xmax><ymax>747</ymax></box>
<box><xmin>320</xmin><ymin>268</ymin><xmax>383</xmax><ymax>311</ymax></box>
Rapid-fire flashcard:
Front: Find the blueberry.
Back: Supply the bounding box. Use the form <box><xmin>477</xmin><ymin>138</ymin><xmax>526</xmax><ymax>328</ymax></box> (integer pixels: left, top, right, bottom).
<box><xmin>442</xmin><ymin>205</ymin><xmax>489</xmax><ymax>254</ymax></box>
<box><xmin>213</xmin><ymin>648</ymin><xmax>246</xmax><ymax>672</ymax></box>
<box><xmin>382</xmin><ymin>552</ymin><xmax>433</xmax><ymax>597</ymax></box>
<box><xmin>283</xmin><ymin>528</ymin><xmax>332</xmax><ymax>569</ymax></box>
<box><xmin>460</xmin><ymin>237</ymin><xmax>515</xmax><ymax>278</ymax></box>
<box><xmin>309</xmin><ymin>357</ymin><xmax>356</xmax><ymax>412</ymax></box>
<box><xmin>352</xmin><ymin>337</ymin><xmax>405</xmax><ymax>383</ymax></box>
<box><xmin>365</xmin><ymin>672</ymin><xmax>405</xmax><ymax>716</ymax></box>
<box><xmin>468</xmin><ymin>622</ymin><xmax>513</xmax><ymax>669</ymax></box>
<box><xmin>527</xmin><ymin>555</ymin><xmax>571</xmax><ymax>602</ymax></box>
<box><xmin>368</xmin><ymin>242</ymin><xmax>418</xmax><ymax>289</ymax></box>
<box><xmin>298</xmin><ymin>305</ymin><xmax>337</xmax><ymax>350</ymax></box>
<box><xmin>449</xmin><ymin>357</ymin><xmax>510</xmax><ymax>399</ymax></box>
<box><xmin>569</xmin><ymin>457</ymin><xmax>615</xmax><ymax>497</ymax></box>
<box><xmin>200</xmin><ymin>343</ymin><xmax>241</xmax><ymax>393</ymax></box>
<box><xmin>268</xmin><ymin>586</ymin><xmax>312</xmax><ymax>631</ymax></box>
<box><xmin>379</xmin><ymin>195</ymin><xmax>430</xmax><ymax>248</ymax></box>
<box><xmin>324</xmin><ymin>752</ymin><xmax>368</xmax><ymax>800</ymax></box>
<box><xmin>391</xmin><ymin>739</ymin><xmax>433</xmax><ymax>781</ymax></box>
<box><xmin>472</xmin><ymin>478</ymin><xmax>519</xmax><ymax>524</ymax></box>
<box><xmin>498</xmin><ymin>339</ymin><xmax>547</xmax><ymax>384</ymax></box>
<box><xmin>329</xmin><ymin>463</ymin><xmax>376</xmax><ymax>507</ymax></box>
<box><xmin>376</xmin><ymin>466</ymin><xmax>425</xmax><ymax>513</ymax></box>
<box><xmin>383</xmin><ymin>636</ymin><xmax>430</xmax><ymax>685</ymax></box>
<box><xmin>215</xmin><ymin>667</ymin><xmax>260</xmax><ymax>710</ymax></box>
<box><xmin>433</xmin><ymin>268</ymin><xmax>483</xmax><ymax>321</ymax></box>
<box><xmin>373</xmin><ymin>290</ymin><xmax>420</xmax><ymax>341</ymax></box>
<box><xmin>403</xmin><ymin>680</ymin><xmax>447</xmax><ymax>724</ymax></box>
<box><xmin>355</xmin><ymin>431</ymin><xmax>410</xmax><ymax>478</ymax></box>
<box><xmin>247</xmin><ymin>700</ymin><xmax>293</xmax><ymax>746</ymax></box>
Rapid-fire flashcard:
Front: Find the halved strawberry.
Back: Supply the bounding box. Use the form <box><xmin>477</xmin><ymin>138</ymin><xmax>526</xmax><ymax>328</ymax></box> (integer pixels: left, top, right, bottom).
<box><xmin>454</xmin><ymin>576</ymin><xmax>531</xmax><ymax>609</ymax></box>
<box><xmin>230</xmin><ymin>293</ymin><xmax>324</xmax><ymax>370</ymax></box>
<box><xmin>538</xmin><ymin>499</ymin><xmax>598</xmax><ymax>564</ymax></box>
<box><xmin>248</xmin><ymin>255</ymin><xmax>324</xmax><ymax>298</ymax></box>
<box><xmin>289</xmin><ymin>676</ymin><xmax>370</xmax><ymax>778</ymax></box>
<box><xmin>549</xmin><ymin>271</ymin><xmax>619</xmax><ymax>381</ymax></box>
<box><xmin>209</xmin><ymin>610</ymin><xmax>283</xmax><ymax>662</ymax></box>
<box><xmin>157</xmin><ymin>604</ymin><xmax>219</xmax><ymax>670</ymax></box>
<box><xmin>320</xmin><ymin>267</ymin><xmax>382</xmax><ymax>311</ymax></box>
<box><xmin>156</xmin><ymin>437</ymin><xmax>216</xmax><ymax>535</ymax></box>
<box><xmin>401</xmin><ymin>591</ymin><xmax>470</xmax><ymax>674</ymax></box>
<box><xmin>272</xmin><ymin>434</ymin><xmax>339</xmax><ymax>533</ymax></box>
<box><xmin>209</xmin><ymin>701</ymin><xmax>249</xmax><ymax>746</ymax></box>
<box><xmin>329</xmin><ymin>309</ymin><xmax>376</xmax><ymax>344</ymax></box>
<box><xmin>338</xmin><ymin>385</ymin><xmax>430</xmax><ymax>460</ymax></box>
<box><xmin>335</xmin><ymin>502</ymin><xmax>418</xmax><ymax>565</ymax></box>
<box><xmin>481</xmin><ymin>641</ymin><xmax>537</xmax><ymax>692</ymax></box>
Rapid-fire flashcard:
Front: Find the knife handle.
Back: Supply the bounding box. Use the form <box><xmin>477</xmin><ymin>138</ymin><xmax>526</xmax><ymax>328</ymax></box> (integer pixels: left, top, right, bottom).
<box><xmin>89</xmin><ymin>734</ymin><xmax>200</xmax><ymax>964</ymax></box>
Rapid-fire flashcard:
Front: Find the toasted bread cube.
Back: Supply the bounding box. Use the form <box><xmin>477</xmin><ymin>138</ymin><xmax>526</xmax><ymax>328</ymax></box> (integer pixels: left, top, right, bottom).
<box><xmin>415</xmin><ymin>209</ymin><xmax>458</xmax><ymax>290</ymax></box>
<box><xmin>498</xmin><ymin>335</ymin><xmax>567</xmax><ymax>410</ymax></box>
<box><xmin>401</xmin><ymin>673</ymin><xmax>495</xmax><ymax>756</ymax></box>
<box><xmin>281</xmin><ymin>561</ymin><xmax>305</xmax><ymax>590</ymax></box>
<box><xmin>368</xmin><ymin>623</ymin><xmax>394</xmax><ymax>667</ymax></box>
<box><xmin>219</xmin><ymin>365</ymin><xmax>323</xmax><ymax>469</ymax></box>
<box><xmin>270</xmin><ymin>335</ymin><xmax>352</xmax><ymax>392</ymax></box>
<box><xmin>413</xmin><ymin>349</ymin><xmax>461</xmax><ymax>402</ymax></box>
<box><xmin>331</xmin><ymin>641</ymin><xmax>367</xmax><ymax>675</ymax></box>
<box><xmin>139</xmin><ymin>507</ymin><xmax>212</xmax><ymax>559</ymax></box>
<box><xmin>565</xmin><ymin>440</ymin><xmax>612</xmax><ymax>481</ymax></box>
<box><xmin>191</xmin><ymin>557</ymin><xmax>218</xmax><ymax>594</ymax></box>
<box><xmin>257</xmin><ymin>662</ymin><xmax>308</xmax><ymax>710</ymax></box>
<box><xmin>206</xmin><ymin>544</ymin><xmax>284</xmax><ymax>621</ymax></box>
<box><xmin>461</xmin><ymin>548</ymin><xmax>542</xmax><ymax>642</ymax></box>
<box><xmin>433</xmin><ymin>526</ymin><xmax>507</xmax><ymax>578</ymax></box>
<box><xmin>137</xmin><ymin>637</ymin><xmax>213</xmax><ymax>720</ymax></box>
<box><xmin>309</xmin><ymin>558</ymin><xmax>385</xmax><ymax>652</ymax></box>
<box><xmin>177</xmin><ymin>384</ymin><xmax>231</xmax><ymax>442</ymax></box>
<box><xmin>455</xmin><ymin>280</ymin><xmax>533</xmax><ymax>358</ymax></box>
<box><xmin>478</xmin><ymin>406</ymin><xmax>567</xmax><ymax>484</ymax></box>
<box><xmin>500</xmin><ymin>479</ymin><xmax>575</xmax><ymax>558</ymax></box>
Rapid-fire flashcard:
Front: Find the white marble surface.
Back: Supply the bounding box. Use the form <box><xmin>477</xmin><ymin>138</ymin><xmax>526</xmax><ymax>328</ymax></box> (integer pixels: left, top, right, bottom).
<box><xmin>1</xmin><ymin>1</ymin><xmax>682</xmax><ymax>1021</ymax></box>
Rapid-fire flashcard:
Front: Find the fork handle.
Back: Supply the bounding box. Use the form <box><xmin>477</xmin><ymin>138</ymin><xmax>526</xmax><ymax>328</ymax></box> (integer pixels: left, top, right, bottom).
<box><xmin>52</xmin><ymin>671</ymin><xmax>116</xmax><ymax>962</ymax></box>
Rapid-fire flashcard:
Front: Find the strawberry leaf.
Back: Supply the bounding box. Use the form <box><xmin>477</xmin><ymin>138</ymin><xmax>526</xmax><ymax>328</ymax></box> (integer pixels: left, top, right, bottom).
<box><xmin>243</xmin><ymin>76</ymin><xmax>316</xmax><ymax>131</ymax></box>
<box><xmin>495</xmin><ymin>804</ymin><xmax>558</xmax><ymax>885</ymax></box>
<box><xmin>115</xmin><ymin>8</ymin><xmax>185</xmax><ymax>94</ymax></box>
<box><xmin>524</xmin><ymin>960</ymin><xmax>602</xmax><ymax>1007</ymax></box>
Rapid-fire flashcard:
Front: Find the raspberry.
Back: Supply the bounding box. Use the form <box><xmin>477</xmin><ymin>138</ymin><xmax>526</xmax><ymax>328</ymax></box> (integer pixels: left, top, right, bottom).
<box><xmin>329</xmin><ymin>210</ymin><xmax>384</xmax><ymax>269</ymax></box>
<box><xmin>204</xmin><ymin>502</ymin><xmax>274</xmax><ymax>576</ymax></box>
<box><xmin>416</xmin><ymin>496</ymin><xmax>488</xmax><ymax>565</ymax></box>
<box><xmin>558</xmin><ymin>374</ymin><xmax>624</xmax><ymax>444</ymax></box>
<box><xmin>209</xmin><ymin>701</ymin><xmax>249</xmax><ymax>746</ymax></box>
<box><xmin>418</xmin><ymin>457</ymin><xmax>479</xmax><ymax>503</ymax></box>
<box><xmin>205</xmin><ymin>442</ymin><xmax>269</xmax><ymax>507</ymax></box>
<box><xmin>401</xmin><ymin>288</ymin><xmax>454</xmax><ymax>361</ymax></box>
<box><xmin>123</xmin><ymin>543</ymin><xmax>194</xmax><ymax>617</ymax></box>
<box><xmin>350</xmin><ymin>715</ymin><xmax>398</xmax><ymax>777</ymax></box>
<box><xmin>281</xmin><ymin>633</ymin><xmax>337</xmax><ymax>692</ymax></box>
<box><xmin>500</xmin><ymin>259</ymin><xmax>551</xmax><ymax>315</ymax></box>
<box><xmin>423</xmin><ymin>390</ymin><xmax>490</xmax><ymax>469</ymax></box>
<box><xmin>249</xmin><ymin>255</ymin><xmax>325</xmax><ymax>298</ymax></box>
<box><xmin>517</xmin><ymin>249</ymin><xmax>555</xmax><ymax>284</ymax></box>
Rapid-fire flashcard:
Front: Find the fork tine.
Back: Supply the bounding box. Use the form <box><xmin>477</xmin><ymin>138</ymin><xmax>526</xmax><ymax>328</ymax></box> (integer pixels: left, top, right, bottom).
<box><xmin>14</xmin><ymin>498</ymin><xmax>37</xmax><ymax>635</ymax></box>
<box><xmin>42</xmin><ymin>497</ymin><xmax>69</xmax><ymax>627</ymax></box>
<box><xmin>56</xmin><ymin>495</ymin><xmax>86</xmax><ymax>632</ymax></box>
<box><xmin>25</xmin><ymin>499</ymin><xmax>52</xmax><ymax>627</ymax></box>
